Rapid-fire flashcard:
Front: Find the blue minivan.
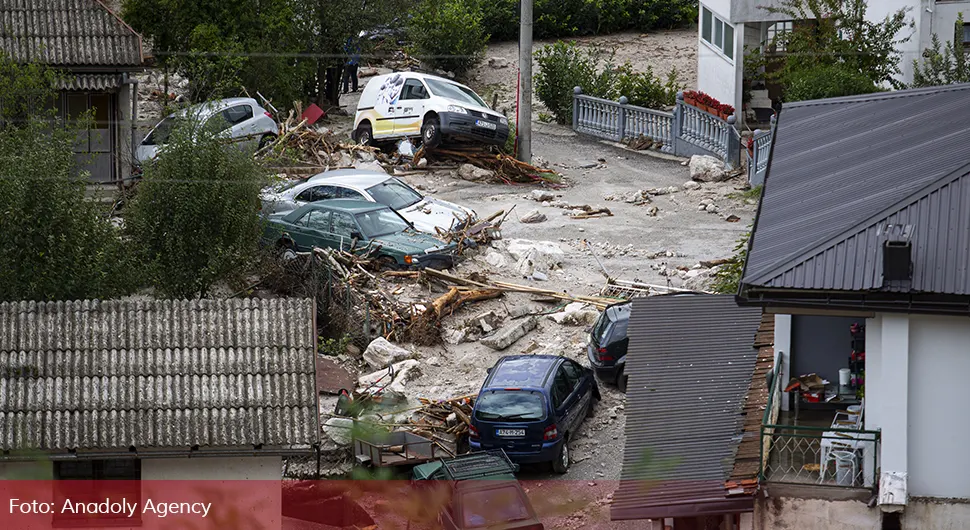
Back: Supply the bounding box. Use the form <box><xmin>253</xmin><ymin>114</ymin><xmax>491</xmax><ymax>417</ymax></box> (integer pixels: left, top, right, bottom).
<box><xmin>468</xmin><ymin>355</ymin><xmax>600</xmax><ymax>474</ymax></box>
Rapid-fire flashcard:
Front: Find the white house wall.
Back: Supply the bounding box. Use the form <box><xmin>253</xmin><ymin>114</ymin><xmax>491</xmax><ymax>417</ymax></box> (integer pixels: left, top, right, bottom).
<box><xmin>730</xmin><ymin>0</ymin><xmax>791</xmax><ymax>24</ymax></box>
<box><xmin>702</xmin><ymin>0</ymin><xmax>731</xmax><ymax>21</ymax></box>
<box><xmin>698</xmin><ymin>6</ymin><xmax>743</xmax><ymax>113</ymax></box>
<box><xmin>756</xmin><ymin>495</ymin><xmax>970</xmax><ymax>529</ymax></box>
<box><xmin>140</xmin><ymin>455</ymin><xmax>281</xmax><ymax>480</ymax></box>
<box><xmin>906</xmin><ymin>314</ymin><xmax>970</xmax><ymax>499</ymax></box>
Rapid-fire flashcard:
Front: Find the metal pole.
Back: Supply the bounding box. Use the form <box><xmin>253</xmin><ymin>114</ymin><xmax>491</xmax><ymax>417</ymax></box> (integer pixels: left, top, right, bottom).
<box><xmin>517</xmin><ymin>0</ymin><xmax>533</xmax><ymax>164</ymax></box>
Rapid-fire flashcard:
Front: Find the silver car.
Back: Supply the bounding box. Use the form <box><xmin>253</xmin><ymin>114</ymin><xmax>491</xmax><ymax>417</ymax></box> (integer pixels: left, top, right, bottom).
<box><xmin>260</xmin><ymin>169</ymin><xmax>477</xmax><ymax>234</ymax></box>
<box><xmin>136</xmin><ymin>97</ymin><xmax>279</xmax><ymax>164</ymax></box>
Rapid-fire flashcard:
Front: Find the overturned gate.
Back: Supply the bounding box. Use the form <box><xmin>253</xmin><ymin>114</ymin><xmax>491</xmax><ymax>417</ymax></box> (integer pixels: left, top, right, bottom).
<box><xmin>572</xmin><ymin>88</ymin><xmax>743</xmax><ymax>170</ymax></box>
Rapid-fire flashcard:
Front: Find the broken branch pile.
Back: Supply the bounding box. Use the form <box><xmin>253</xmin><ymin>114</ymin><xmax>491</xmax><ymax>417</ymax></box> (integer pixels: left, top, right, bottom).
<box><xmin>419</xmin><ymin>146</ymin><xmax>564</xmax><ymax>185</ymax></box>
<box><xmin>255</xmin><ymin>110</ymin><xmax>381</xmax><ymax>169</ymax></box>
<box><xmin>406</xmin><ymin>395</ymin><xmax>477</xmax><ymax>440</ymax></box>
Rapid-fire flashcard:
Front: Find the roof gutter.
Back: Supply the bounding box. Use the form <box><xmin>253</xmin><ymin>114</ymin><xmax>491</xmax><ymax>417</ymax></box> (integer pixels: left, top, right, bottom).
<box><xmin>0</xmin><ymin>447</ymin><xmax>315</xmax><ymax>462</ymax></box>
<box><xmin>737</xmin><ymin>290</ymin><xmax>970</xmax><ymax>316</ymax></box>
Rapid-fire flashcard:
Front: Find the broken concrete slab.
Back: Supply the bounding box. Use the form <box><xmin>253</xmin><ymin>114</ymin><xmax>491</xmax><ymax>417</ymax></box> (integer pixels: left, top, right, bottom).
<box><xmin>323</xmin><ymin>417</ymin><xmax>354</xmax><ymax>446</ymax></box>
<box><xmin>529</xmin><ymin>189</ymin><xmax>556</xmax><ymax>202</ymax></box>
<box><xmin>468</xmin><ymin>310</ymin><xmax>502</xmax><ymax>333</ymax></box>
<box><xmin>520</xmin><ymin>209</ymin><xmax>547</xmax><ymax>223</ymax></box>
<box><xmin>548</xmin><ymin>302</ymin><xmax>600</xmax><ymax>326</ymax></box>
<box><xmin>363</xmin><ymin>337</ymin><xmax>410</xmax><ymax>370</ymax></box>
<box><xmin>442</xmin><ymin>327</ymin><xmax>469</xmax><ymax>345</ymax></box>
<box><xmin>483</xmin><ymin>251</ymin><xmax>508</xmax><ymax>268</ymax></box>
<box><xmin>481</xmin><ymin>316</ymin><xmax>538</xmax><ymax>350</ymax></box>
<box><xmin>689</xmin><ymin>155</ymin><xmax>730</xmax><ymax>182</ymax></box>
<box><xmin>682</xmin><ymin>180</ymin><xmax>701</xmax><ymax>190</ymax></box>
<box><xmin>504</xmin><ymin>239</ymin><xmax>565</xmax><ymax>276</ymax></box>
<box><xmin>507</xmin><ymin>305</ymin><xmax>539</xmax><ymax>319</ymax></box>
<box><xmin>357</xmin><ymin>359</ymin><xmax>422</xmax><ymax>393</ymax></box>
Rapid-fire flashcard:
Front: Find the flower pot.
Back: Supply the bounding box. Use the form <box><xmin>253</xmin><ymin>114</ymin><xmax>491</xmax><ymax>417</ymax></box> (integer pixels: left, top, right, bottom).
<box><xmin>685</xmin><ymin>96</ymin><xmax>696</xmax><ymax>106</ymax></box>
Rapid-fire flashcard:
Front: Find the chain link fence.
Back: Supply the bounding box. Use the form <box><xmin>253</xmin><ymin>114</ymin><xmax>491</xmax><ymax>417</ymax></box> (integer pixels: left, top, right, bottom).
<box><xmin>762</xmin><ymin>426</ymin><xmax>879</xmax><ymax>489</ymax></box>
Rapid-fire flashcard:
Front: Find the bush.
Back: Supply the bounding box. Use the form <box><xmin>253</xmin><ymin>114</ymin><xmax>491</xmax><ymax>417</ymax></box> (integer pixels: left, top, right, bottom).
<box><xmin>124</xmin><ymin>118</ymin><xmax>268</xmax><ymax>298</ymax></box>
<box><xmin>481</xmin><ymin>0</ymin><xmax>519</xmax><ymax>42</ymax></box>
<box><xmin>710</xmin><ymin>229</ymin><xmax>750</xmax><ymax>295</ymax></box>
<box><xmin>534</xmin><ymin>41</ymin><xmax>682</xmax><ymax>123</ymax></box>
<box><xmin>783</xmin><ymin>62</ymin><xmax>883</xmax><ymax>102</ymax></box>
<box><xmin>408</xmin><ymin>0</ymin><xmax>489</xmax><ymax>77</ymax></box>
<box><xmin>912</xmin><ymin>13</ymin><xmax>970</xmax><ymax>88</ymax></box>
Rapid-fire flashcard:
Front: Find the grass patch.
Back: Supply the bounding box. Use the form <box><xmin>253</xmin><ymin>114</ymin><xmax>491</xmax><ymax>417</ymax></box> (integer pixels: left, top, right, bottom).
<box><xmin>728</xmin><ymin>184</ymin><xmax>763</xmax><ymax>202</ymax></box>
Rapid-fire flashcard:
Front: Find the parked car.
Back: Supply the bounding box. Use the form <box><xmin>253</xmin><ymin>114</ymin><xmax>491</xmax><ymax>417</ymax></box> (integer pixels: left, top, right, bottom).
<box><xmin>353</xmin><ymin>72</ymin><xmax>509</xmax><ymax>148</ymax></box>
<box><xmin>259</xmin><ymin>169</ymin><xmax>477</xmax><ymax>234</ymax></box>
<box><xmin>469</xmin><ymin>355</ymin><xmax>600</xmax><ymax>473</ymax></box>
<box><xmin>262</xmin><ymin>200</ymin><xmax>457</xmax><ymax>269</ymax></box>
<box><xmin>587</xmin><ymin>301</ymin><xmax>631</xmax><ymax>392</ymax></box>
<box><xmin>411</xmin><ymin>450</ymin><xmax>544</xmax><ymax>530</ymax></box>
<box><xmin>135</xmin><ymin>97</ymin><xmax>278</xmax><ymax>164</ymax></box>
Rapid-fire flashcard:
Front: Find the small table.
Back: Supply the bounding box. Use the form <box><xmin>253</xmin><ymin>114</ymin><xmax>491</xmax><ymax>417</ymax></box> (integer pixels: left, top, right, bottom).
<box><xmin>793</xmin><ymin>384</ymin><xmax>861</xmax><ymax>424</ymax></box>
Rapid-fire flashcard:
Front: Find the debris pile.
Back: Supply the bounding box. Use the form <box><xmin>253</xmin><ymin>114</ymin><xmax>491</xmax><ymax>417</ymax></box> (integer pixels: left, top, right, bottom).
<box><xmin>419</xmin><ymin>146</ymin><xmax>564</xmax><ymax>185</ymax></box>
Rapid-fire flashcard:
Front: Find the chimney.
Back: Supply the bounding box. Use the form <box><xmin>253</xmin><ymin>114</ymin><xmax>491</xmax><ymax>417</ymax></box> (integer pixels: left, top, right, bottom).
<box><xmin>883</xmin><ymin>240</ymin><xmax>912</xmax><ymax>282</ymax></box>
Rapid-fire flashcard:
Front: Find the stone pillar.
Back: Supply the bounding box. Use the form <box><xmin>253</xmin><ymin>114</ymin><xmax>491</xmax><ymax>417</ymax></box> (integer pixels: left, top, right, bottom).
<box><xmin>878</xmin><ymin>313</ymin><xmax>909</xmax><ymax>510</ymax></box>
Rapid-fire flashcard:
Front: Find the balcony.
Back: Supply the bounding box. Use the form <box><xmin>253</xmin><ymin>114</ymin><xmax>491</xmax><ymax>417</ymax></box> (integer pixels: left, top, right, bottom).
<box><xmin>759</xmin><ymin>362</ymin><xmax>880</xmax><ymax>490</ymax></box>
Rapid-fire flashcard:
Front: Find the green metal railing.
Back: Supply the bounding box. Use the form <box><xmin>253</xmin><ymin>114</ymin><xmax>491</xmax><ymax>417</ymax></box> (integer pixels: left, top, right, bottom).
<box><xmin>758</xmin><ymin>354</ymin><xmax>880</xmax><ymax>490</ymax></box>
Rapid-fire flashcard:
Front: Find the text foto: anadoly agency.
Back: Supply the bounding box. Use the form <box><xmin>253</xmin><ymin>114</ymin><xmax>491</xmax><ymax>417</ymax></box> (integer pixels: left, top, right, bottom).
<box><xmin>11</xmin><ymin>498</ymin><xmax>212</xmax><ymax>518</ymax></box>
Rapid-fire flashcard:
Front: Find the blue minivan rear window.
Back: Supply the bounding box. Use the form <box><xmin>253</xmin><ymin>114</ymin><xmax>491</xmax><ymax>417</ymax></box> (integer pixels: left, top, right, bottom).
<box><xmin>475</xmin><ymin>391</ymin><xmax>545</xmax><ymax>422</ymax></box>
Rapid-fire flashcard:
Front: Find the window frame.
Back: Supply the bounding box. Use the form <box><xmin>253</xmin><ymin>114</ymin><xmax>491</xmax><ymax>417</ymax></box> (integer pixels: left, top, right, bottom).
<box><xmin>700</xmin><ymin>7</ymin><xmax>735</xmax><ymax>62</ymax></box>
<box><xmin>330</xmin><ymin>211</ymin><xmax>360</xmax><ymax>237</ymax></box>
<box><xmin>963</xmin><ymin>22</ymin><xmax>970</xmax><ymax>46</ymax></box>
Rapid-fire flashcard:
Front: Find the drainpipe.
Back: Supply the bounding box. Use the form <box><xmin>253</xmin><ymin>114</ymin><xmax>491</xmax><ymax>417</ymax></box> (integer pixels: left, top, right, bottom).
<box><xmin>122</xmin><ymin>73</ymin><xmax>139</xmax><ymax>184</ymax></box>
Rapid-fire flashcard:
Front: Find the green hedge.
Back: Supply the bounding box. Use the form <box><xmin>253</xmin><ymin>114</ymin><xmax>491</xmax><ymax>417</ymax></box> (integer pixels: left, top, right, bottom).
<box><xmin>483</xmin><ymin>0</ymin><xmax>697</xmax><ymax>41</ymax></box>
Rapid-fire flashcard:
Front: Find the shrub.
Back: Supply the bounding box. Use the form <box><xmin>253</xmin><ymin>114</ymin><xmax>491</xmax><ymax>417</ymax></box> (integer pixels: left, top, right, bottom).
<box><xmin>124</xmin><ymin>117</ymin><xmax>268</xmax><ymax>298</ymax></box>
<box><xmin>611</xmin><ymin>64</ymin><xmax>683</xmax><ymax>109</ymax></box>
<box><xmin>534</xmin><ymin>41</ymin><xmax>617</xmax><ymax>124</ymax></box>
<box><xmin>783</xmin><ymin>62</ymin><xmax>883</xmax><ymax>102</ymax></box>
<box><xmin>912</xmin><ymin>13</ymin><xmax>970</xmax><ymax>88</ymax></box>
<box><xmin>710</xmin><ymin>228</ymin><xmax>751</xmax><ymax>295</ymax></box>
<box><xmin>481</xmin><ymin>0</ymin><xmax>519</xmax><ymax>42</ymax></box>
<box><xmin>408</xmin><ymin>0</ymin><xmax>489</xmax><ymax>77</ymax></box>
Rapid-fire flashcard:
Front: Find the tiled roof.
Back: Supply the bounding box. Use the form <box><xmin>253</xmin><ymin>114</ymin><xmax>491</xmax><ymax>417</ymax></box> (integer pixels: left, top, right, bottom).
<box><xmin>0</xmin><ymin>0</ymin><xmax>143</xmax><ymax>67</ymax></box>
<box><xmin>742</xmin><ymin>84</ymin><xmax>970</xmax><ymax>297</ymax></box>
<box><xmin>612</xmin><ymin>294</ymin><xmax>764</xmax><ymax>521</ymax></box>
<box><xmin>0</xmin><ymin>299</ymin><xmax>318</xmax><ymax>453</ymax></box>
<box><xmin>59</xmin><ymin>73</ymin><xmax>123</xmax><ymax>90</ymax></box>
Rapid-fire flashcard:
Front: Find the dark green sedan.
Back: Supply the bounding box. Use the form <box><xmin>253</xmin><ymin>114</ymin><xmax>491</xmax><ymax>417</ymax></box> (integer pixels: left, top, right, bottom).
<box><xmin>263</xmin><ymin>200</ymin><xmax>458</xmax><ymax>269</ymax></box>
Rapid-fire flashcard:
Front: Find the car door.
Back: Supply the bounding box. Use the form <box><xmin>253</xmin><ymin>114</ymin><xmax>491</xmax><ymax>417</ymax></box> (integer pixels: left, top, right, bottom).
<box><xmin>288</xmin><ymin>209</ymin><xmax>331</xmax><ymax>250</ymax></box>
<box><xmin>561</xmin><ymin>360</ymin><xmax>591</xmax><ymax>430</ymax></box>
<box><xmin>328</xmin><ymin>211</ymin><xmax>363</xmax><ymax>252</ymax></box>
<box><xmin>373</xmin><ymin>73</ymin><xmax>406</xmax><ymax>138</ymax></box>
<box><xmin>551</xmin><ymin>365</ymin><xmax>577</xmax><ymax>436</ymax></box>
<box><xmin>222</xmin><ymin>104</ymin><xmax>257</xmax><ymax>148</ymax></box>
<box><xmin>393</xmin><ymin>78</ymin><xmax>429</xmax><ymax>136</ymax></box>
<box><xmin>294</xmin><ymin>185</ymin><xmax>340</xmax><ymax>206</ymax></box>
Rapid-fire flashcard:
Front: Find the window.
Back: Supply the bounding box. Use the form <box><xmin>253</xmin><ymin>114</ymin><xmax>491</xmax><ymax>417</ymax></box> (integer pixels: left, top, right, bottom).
<box><xmin>964</xmin><ymin>23</ymin><xmax>970</xmax><ymax>46</ymax></box>
<box><xmin>296</xmin><ymin>185</ymin><xmax>339</xmax><ymax>202</ymax></box>
<box><xmin>561</xmin><ymin>361</ymin><xmax>583</xmax><ymax>389</ymax></box>
<box><xmin>460</xmin><ymin>486</ymin><xmax>532</xmax><ymax>528</ymax></box>
<box><xmin>366</xmin><ymin>179</ymin><xmax>423</xmax><ymax>210</ymax></box>
<box><xmin>700</xmin><ymin>7</ymin><xmax>735</xmax><ymax>60</ymax></box>
<box><xmin>54</xmin><ymin>459</ymin><xmax>141</xmax><ymax>526</ymax></box>
<box><xmin>552</xmin><ymin>366</ymin><xmax>573</xmax><ymax>408</ymax></box>
<box><xmin>222</xmin><ymin>104</ymin><xmax>254</xmax><ymax>125</ymax></box>
<box><xmin>766</xmin><ymin>21</ymin><xmax>794</xmax><ymax>52</ymax></box>
<box><xmin>400</xmin><ymin>79</ymin><xmax>429</xmax><ymax>100</ymax></box>
<box><xmin>303</xmin><ymin>210</ymin><xmax>330</xmax><ymax>231</ymax></box>
<box><xmin>474</xmin><ymin>390</ymin><xmax>545</xmax><ymax>422</ymax></box>
<box><xmin>355</xmin><ymin>209</ymin><xmax>410</xmax><ymax>238</ymax></box>
<box><xmin>334</xmin><ymin>187</ymin><xmax>366</xmax><ymax>200</ymax></box>
<box><xmin>424</xmin><ymin>78</ymin><xmax>488</xmax><ymax>107</ymax></box>
<box><xmin>331</xmin><ymin>212</ymin><xmax>358</xmax><ymax>237</ymax></box>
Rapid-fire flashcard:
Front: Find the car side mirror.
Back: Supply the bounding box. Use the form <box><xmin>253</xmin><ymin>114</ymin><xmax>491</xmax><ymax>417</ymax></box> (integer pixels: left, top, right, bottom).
<box><xmin>486</xmin><ymin>367</ymin><xmax>492</xmax><ymax>374</ymax></box>
<box><xmin>351</xmin><ymin>231</ymin><xmax>363</xmax><ymax>240</ymax></box>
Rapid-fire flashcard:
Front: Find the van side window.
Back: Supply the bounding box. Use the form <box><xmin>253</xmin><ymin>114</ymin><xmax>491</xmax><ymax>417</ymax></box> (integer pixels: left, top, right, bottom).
<box><xmin>561</xmin><ymin>361</ymin><xmax>583</xmax><ymax>389</ymax></box>
<box><xmin>401</xmin><ymin>79</ymin><xmax>428</xmax><ymax>100</ymax></box>
<box><xmin>552</xmin><ymin>367</ymin><xmax>572</xmax><ymax>408</ymax></box>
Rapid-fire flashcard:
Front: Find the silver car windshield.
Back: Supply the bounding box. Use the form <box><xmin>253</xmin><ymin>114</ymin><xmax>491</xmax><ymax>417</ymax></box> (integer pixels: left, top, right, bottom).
<box><xmin>142</xmin><ymin>116</ymin><xmax>184</xmax><ymax>146</ymax></box>
<box><xmin>355</xmin><ymin>208</ymin><xmax>410</xmax><ymax>238</ymax></box>
<box><xmin>366</xmin><ymin>179</ymin><xmax>423</xmax><ymax>210</ymax></box>
<box><xmin>424</xmin><ymin>78</ymin><xmax>487</xmax><ymax>108</ymax></box>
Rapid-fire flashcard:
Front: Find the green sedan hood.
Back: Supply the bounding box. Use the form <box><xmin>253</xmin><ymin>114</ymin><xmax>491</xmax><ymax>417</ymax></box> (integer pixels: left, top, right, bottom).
<box><xmin>374</xmin><ymin>230</ymin><xmax>453</xmax><ymax>255</ymax></box>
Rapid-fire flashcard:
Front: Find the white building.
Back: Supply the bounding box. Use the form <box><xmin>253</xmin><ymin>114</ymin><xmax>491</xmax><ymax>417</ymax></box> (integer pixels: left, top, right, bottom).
<box><xmin>697</xmin><ymin>0</ymin><xmax>970</xmax><ymax>124</ymax></box>
<box><xmin>0</xmin><ymin>298</ymin><xmax>319</xmax><ymax>529</ymax></box>
<box><xmin>737</xmin><ymin>84</ymin><xmax>970</xmax><ymax>529</ymax></box>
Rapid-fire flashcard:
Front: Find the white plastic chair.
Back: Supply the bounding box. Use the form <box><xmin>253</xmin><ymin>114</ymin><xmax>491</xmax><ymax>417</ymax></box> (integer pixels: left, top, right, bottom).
<box><xmin>831</xmin><ymin>398</ymin><xmax>864</xmax><ymax>429</ymax></box>
<box><xmin>830</xmin><ymin>450</ymin><xmax>858</xmax><ymax>486</ymax></box>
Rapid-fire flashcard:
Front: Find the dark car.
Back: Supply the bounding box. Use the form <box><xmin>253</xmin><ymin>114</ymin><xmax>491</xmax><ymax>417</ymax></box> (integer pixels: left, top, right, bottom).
<box><xmin>411</xmin><ymin>450</ymin><xmax>544</xmax><ymax>530</ymax></box>
<box><xmin>587</xmin><ymin>301</ymin><xmax>631</xmax><ymax>391</ymax></box>
<box><xmin>469</xmin><ymin>355</ymin><xmax>600</xmax><ymax>474</ymax></box>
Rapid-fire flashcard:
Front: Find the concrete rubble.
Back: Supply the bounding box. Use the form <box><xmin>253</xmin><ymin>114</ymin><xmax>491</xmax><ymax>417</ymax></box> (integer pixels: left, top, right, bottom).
<box><xmin>548</xmin><ymin>302</ymin><xmax>600</xmax><ymax>326</ymax></box>
<box><xmin>357</xmin><ymin>359</ymin><xmax>422</xmax><ymax>394</ymax></box>
<box><xmin>529</xmin><ymin>189</ymin><xmax>556</xmax><ymax>202</ymax></box>
<box><xmin>362</xmin><ymin>337</ymin><xmax>411</xmax><ymax>370</ymax></box>
<box><xmin>499</xmin><ymin>239</ymin><xmax>565</xmax><ymax>276</ymax></box>
<box><xmin>519</xmin><ymin>209</ymin><xmax>547</xmax><ymax>223</ymax></box>
<box><xmin>481</xmin><ymin>316</ymin><xmax>538</xmax><ymax>350</ymax></box>
<box><xmin>689</xmin><ymin>155</ymin><xmax>730</xmax><ymax>182</ymax></box>
<box><xmin>458</xmin><ymin>163</ymin><xmax>495</xmax><ymax>181</ymax></box>
<box><xmin>322</xmin><ymin>417</ymin><xmax>354</xmax><ymax>446</ymax></box>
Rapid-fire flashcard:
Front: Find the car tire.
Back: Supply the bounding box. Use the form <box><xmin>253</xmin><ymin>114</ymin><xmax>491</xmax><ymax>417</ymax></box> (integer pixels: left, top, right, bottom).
<box><xmin>421</xmin><ymin>115</ymin><xmax>442</xmax><ymax>149</ymax></box>
<box><xmin>355</xmin><ymin>122</ymin><xmax>373</xmax><ymax>146</ymax></box>
<box><xmin>258</xmin><ymin>134</ymin><xmax>277</xmax><ymax>151</ymax></box>
<box><xmin>617</xmin><ymin>368</ymin><xmax>628</xmax><ymax>393</ymax></box>
<box><xmin>276</xmin><ymin>238</ymin><xmax>297</xmax><ymax>260</ymax></box>
<box><xmin>377</xmin><ymin>255</ymin><xmax>398</xmax><ymax>270</ymax></box>
<box><xmin>552</xmin><ymin>437</ymin><xmax>570</xmax><ymax>474</ymax></box>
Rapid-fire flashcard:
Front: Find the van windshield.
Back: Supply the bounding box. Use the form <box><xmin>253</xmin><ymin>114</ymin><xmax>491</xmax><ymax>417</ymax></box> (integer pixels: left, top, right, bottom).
<box><xmin>474</xmin><ymin>391</ymin><xmax>544</xmax><ymax>422</ymax></box>
<box><xmin>425</xmin><ymin>78</ymin><xmax>488</xmax><ymax>108</ymax></box>
<box><xmin>460</xmin><ymin>485</ymin><xmax>532</xmax><ymax>528</ymax></box>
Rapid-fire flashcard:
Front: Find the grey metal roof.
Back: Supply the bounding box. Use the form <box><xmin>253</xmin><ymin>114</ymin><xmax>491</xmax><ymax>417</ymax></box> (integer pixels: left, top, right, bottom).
<box><xmin>742</xmin><ymin>84</ymin><xmax>970</xmax><ymax>295</ymax></box>
<box><xmin>0</xmin><ymin>0</ymin><xmax>144</xmax><ymax>67</ymax></box>
<box><xmin>0</xmin><ymin>299</ymin><xmax>318</xmax><ymax>453</ymax></box>
<box><xmin>612</xmin><ymin>294</ymin><xmax>764</xmax><ymax>521</ymax></box>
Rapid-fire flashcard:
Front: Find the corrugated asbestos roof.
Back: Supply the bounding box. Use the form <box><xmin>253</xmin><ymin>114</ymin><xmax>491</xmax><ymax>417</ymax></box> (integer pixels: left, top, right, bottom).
<box><xmin>611</xmin><ymin>295</ymin><xmax>764</xmax><ymax>521</ymax></box>
<box><xmin>742</xmin><ymin>84</ymin><xmax>970</xmax><ymax>295</ymax></box>
<box><xmin>0</xmin><ymin>299</ymin><xmax>319</xmax><ymax>453</ymax></box>
<box><xmin>0</xmin><ymin>0</ymin><xmax>143</xmax><ymax>66</ymax></box>
<box><xmin>59</xmin><ymin>73</ymin><xmax>123</xmax><ymax>90</ymax></box>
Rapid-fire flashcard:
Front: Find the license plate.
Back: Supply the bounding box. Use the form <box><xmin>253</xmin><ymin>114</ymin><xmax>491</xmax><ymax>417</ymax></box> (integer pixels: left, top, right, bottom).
<box><xmin>475</xmin><ymin>120</ymin><xmax>497</xmax><ymax>130</ymax></box>
<box><xmin>496</xmin><ymin>429</ymin><xmax>525</xmax><ymax>437</ymax></box>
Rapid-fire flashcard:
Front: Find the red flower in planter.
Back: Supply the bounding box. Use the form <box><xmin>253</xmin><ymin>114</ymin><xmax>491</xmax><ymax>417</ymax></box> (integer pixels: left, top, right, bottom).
<box><xmin>720</xmin><ymin>103</ymin><xmax>735</xmax><ymax>116</ymax></box>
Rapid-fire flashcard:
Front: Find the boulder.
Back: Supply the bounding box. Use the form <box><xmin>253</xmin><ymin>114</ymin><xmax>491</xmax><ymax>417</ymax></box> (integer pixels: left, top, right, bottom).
<box><xmin>488</xmin><ymin>56</ymin><xmax>510</xmax><ymax>68</ymax></box>
<box><xmin>458</xmin><ymin>164</ymin><xmax>494</xmax><ymax>181</ymax></box>
<box><xmin>530</xmin><ymin>190</ymin><xmax>555</xmax><ymax>202</ymax></box>
<box><xmin>682</xmin><ymin>180</ymin><xmax>701</xmax><ymax>190</ymax></box>
<box><xmin>690</xmin><ymin>155</ymin><xmax>730</xmax><ymax>182</ymax></box>
<box><xmin>362</xmin><ymin>337</ymin><xmax>410</xmax><ymax>370</ymax></box>
<box><xmin>357</xmin><ymin>359</ymin><xmax>422</xmax><ymax>392</ymax></box>
<box><xmin>548</xmin><ymin>302</ymin><xmax>600</xmax><ymax>326</ymax></box>
<box><xmin>505</xmin><ymin>239</ymin><xmax>565</xmax><ymax>276</ymax></box>
<box><xmin>481</xmin><ymin>317</ymin><xmax>538</xmax><ymax>351</ymax></box>
<box><xmin>483</xmin><ymin>251</ymin><xmax>508</xmax><ymax>268</ymax></box>
<box><xmin>323</xmin><ymin>417</ymin><xmax>354</xmax><ymax>446</ymax></box>
<box><xmin>519</xmin><ymin>209</ymin><xmax>547</xmax><ymax>224</ymax></box>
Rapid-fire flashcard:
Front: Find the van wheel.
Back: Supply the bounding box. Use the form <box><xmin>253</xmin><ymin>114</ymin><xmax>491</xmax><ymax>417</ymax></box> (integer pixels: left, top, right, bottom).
<box><xmin>552</xmin><ymin>438</ymin><xmax>569</xmax><ymax>474</ymax></box>
<box><xmin>421</xmin><ymin>115</ymin><xmax>441</xmax><ymax>149</ymax></box>
<box><xmin>355</xmin><ymin>122</ymin><xmax>373</xmax><ymax>146</ymax></box>
<box><xmin>617</xmin><ymin>368</ymin><xmax>628</xmax><ymax>393</ymax></box>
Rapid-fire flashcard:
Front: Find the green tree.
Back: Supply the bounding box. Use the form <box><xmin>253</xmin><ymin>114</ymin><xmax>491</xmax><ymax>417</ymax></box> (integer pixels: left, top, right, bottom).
<box><xmin>765</xmin><ymin>0</ymin><xmax>909</xmax><ymax>101</ymax></box>
<box><xmin>124</xmin><ymin>118</ymin><xmax>268</xmax><ymax>298</ymax></box>
<box><xmin>408</xmin><ymin>0</ymin><xmax>489</xmax><ymax>78</ymax></box>
<box><xmin>534</xmin><ymin>41</ymin><xmax>617</xmax><ymax>124</ymax></box>
<box><xmin>912</xmin><ymin>13</ymin><xmax>970</xmax><ymax>87</ymax></box>
<box><xmin>0</xmin><ymin>54</ymin><xmax>131</xmax><ymax>301</ymax></box>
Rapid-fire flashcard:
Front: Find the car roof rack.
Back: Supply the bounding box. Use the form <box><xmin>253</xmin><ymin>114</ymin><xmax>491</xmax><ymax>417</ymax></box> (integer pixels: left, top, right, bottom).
<box><xmin>438</xmin><ymin>449</ymin><xmax>517</xmax><ymax>481</ymax></box>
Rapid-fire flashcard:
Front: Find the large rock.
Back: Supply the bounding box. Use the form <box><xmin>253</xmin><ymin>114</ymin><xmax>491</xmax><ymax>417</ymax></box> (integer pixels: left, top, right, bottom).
<box><xmin>530</xmin><ymin>190</ymin><xmax>555</xmax><ymax>202</ymax></box>
<box><xmin>458</xmin><ymin>163</ymin><xmax>494</xmax><ymax>181</ymax></box>
<box><xmin>357</xmin><ymin>359</ymin><xmax>422</xmax><ymax>394</ymax></box>
<box><xmin>682</xmin><ymin>180</ymin><xmax>701</xmax><ymax>190</ymax></box>
<box><xmin>483</xmin><ymin>251</ymin><xmax>508</xmax><ymax>268</ymax></box>
<box><xmin>481</xmin><ymin>317</ymin><xmax>538</xmax><ymax>351</ymax></box>
<box><xmin>504</xmin><ymin>239</ymin><xmax>565</xmax><ymax>276</ymax></box>
<box><xmin>363</xmin><ymin>337</ymin><xmax>410</xmax><ymax>370</ymax></box>
<box><xmin>323</xmin><ymin>417</ymin><xmax>354</xmax><ymax>446</ymax></box>
<box><xmin>488</xmin><ymin>56</ymin><xmax>510</xmax><ymax>68</ymax></box>
<box><xmin>519</xmin><ymin>209</ymin><xmax>547</xmax><ymax>224</ymax></box>
<box><xmin>690</xmin><ymin>155</ymin><xmax>730</xmax><ymax>182</ymax></box>
<box><xmin>548</xmin><ymin>302</ymin><xmax>600</xmax><ymax>326</ymax></box>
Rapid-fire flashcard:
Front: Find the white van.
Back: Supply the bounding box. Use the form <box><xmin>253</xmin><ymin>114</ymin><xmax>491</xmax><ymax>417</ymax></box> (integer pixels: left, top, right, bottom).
<box><xmin>353</xmin><ymin>72</ymin><xmax>510</xmax><ymax>148</ymax></box>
